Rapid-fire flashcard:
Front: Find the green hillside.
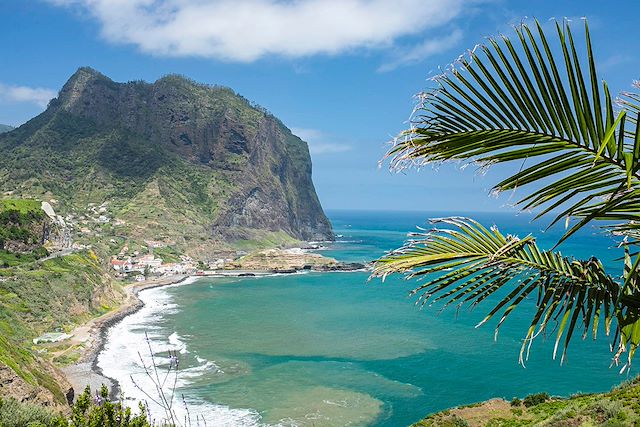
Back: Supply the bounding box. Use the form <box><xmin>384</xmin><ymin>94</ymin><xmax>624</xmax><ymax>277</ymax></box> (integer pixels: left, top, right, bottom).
<box><xmin>0</xmin><ymin>199</ymin><xmax>122</xmax><ymax>405</ymax></box>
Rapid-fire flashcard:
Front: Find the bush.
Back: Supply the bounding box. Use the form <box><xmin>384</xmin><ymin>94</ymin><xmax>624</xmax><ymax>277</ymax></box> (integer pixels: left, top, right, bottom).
<box><xmin>441</xmin><ymin>415</ymin><xmax>470</xmax><ymax>427</ymax></box>
<box><xmin>590</xmin><ymin>399</ymin><xmax>624</xmax><ymax>422</ymax></box>
<box><xmin>522</xmin><ymin>392</ymin><xmax>550</xmax><ymax>407</ymax></box>
<box><xmin>0</xmin><ymin>397</ymin><xmax>66</xmax><ymax>427</ymax></box>
<box><xmin>510</xmin><ymin>397</ymin><xmax>521</xmax><ymax>407</ymax></box>
<box><xmin>0</xmin><ymin>385</ymin><xmax>151</xmax><ymax>427</ymax></box>
<box><xmin>71</xmin><ymin>385</ymin><xmax>150</xmax><ymax>427</ymax></box>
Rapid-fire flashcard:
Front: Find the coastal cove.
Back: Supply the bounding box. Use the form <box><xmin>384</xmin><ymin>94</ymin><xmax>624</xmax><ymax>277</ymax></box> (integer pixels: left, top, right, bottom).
<box><xmin>92</xmin><ymin>211</ymin><xmax>634</xmax><ymax>427</ymax></box>
<box><xmin>3</xmin><ymin>7</ymin><xmax>640</xmax><ymax>426</ymax></box>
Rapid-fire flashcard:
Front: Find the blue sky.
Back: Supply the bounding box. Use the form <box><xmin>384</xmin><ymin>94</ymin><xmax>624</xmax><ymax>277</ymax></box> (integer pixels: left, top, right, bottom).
<box><xmin>1</xmin><ymin>0</ymin><xmax>639</xmax><ymax>212</ymax></box>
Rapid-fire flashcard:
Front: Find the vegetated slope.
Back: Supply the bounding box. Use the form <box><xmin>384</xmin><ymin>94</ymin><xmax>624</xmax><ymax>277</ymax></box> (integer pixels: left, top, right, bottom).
<box><xmin>0</xmin><ymin>199</ymin><xmax>49</xmax><ymax>266</ymax></box>
<box><xmin>413</xmin><ymin>379</ymin><xmax>640</xmax><ymax>426</ymax></box>
<box><xmin>0</xmin><ymin>251</ymin><xmax>122</xmax><ymax>407</ymax></box>
<box><xmin>0</xmin><ymin>200</ymin><xmax>122</xmax><ymax>406</ymax></box>
<box><xmin>0</xmin><ymin>124</ymin><xmax>14</xmax><ymax>133</ymax></box>
<box><xmin>0</xmin><ymin>67</ymin><xmax>332</xmax><ymax>257</ymax></box>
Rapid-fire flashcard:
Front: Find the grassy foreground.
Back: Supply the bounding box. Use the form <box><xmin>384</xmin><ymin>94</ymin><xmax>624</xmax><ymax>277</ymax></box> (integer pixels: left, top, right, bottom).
<box><xmin>415</xmin><ymin>378</ymin><xmax>640</xmax><ymax>427</ymax></box>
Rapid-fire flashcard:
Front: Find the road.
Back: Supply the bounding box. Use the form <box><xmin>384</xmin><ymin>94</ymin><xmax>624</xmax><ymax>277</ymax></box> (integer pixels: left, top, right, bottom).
<box><xmin>40</xmin><ymin>247</ymin><xmax>77</xmax><ymax>261</ymax></box>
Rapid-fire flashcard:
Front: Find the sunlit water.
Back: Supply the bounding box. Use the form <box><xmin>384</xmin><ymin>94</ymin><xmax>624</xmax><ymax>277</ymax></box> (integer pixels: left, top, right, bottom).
<box><xmin>98</xmin><ymin>210</ymin><xmax>633</xmax><ymax>426</ymax></box>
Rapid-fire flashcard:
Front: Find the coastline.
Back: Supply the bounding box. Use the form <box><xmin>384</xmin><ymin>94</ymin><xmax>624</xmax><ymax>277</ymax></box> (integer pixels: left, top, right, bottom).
<box><xmin>60</xmin><ymin>246</ymin><xmax>367</xmax><ymax>402</ymax></box>
<box><xmin>61</xmin><ymin>274</ymin><xmax>191</xmax><ymax>399</ymax></box>
<box><xmin>61</xmin><ymin>265</ymin><xmax>367</xmax><ymax>400</ymax></box>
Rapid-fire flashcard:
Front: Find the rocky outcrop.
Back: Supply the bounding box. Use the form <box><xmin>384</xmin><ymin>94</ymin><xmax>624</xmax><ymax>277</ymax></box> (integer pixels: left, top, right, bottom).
<box><xmin>59</xmin><ymin>68</ymin><xmax>333</xmax><ymax>241</ymax></box>
<box><xmin>226</xmin><ymin>248</ymin><xmax>366</xmax><ymax>272</ymax></box>
<box><xmin>0</xmin><ymin>361</ymin><xmax>73</xmax><ymax>407</ymax></box>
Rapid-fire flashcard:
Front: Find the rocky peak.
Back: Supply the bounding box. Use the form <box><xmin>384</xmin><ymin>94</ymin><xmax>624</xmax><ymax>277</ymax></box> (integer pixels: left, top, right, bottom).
<box><xmin>57</xmin><ymin>67</ymin><xmax>114</xmax><ymax>111</ymax></box>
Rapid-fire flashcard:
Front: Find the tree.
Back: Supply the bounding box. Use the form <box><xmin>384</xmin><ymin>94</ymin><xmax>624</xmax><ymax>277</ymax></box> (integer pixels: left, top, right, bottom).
<box><xmin>372</xmin><ymin>19</ymin><xmax>640</xmax><ymax>371</ymax></box>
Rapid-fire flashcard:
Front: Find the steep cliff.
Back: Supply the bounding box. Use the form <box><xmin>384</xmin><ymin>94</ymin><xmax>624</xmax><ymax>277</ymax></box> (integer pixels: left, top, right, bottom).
<box><xmin>0</xmin><ymin>68</ymin><xmax>332</xmax><ymax>254</ymax></box>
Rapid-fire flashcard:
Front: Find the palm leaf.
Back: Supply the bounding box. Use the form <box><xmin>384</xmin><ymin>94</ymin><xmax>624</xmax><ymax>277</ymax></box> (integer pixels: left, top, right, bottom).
<box><xmin>609</xmin><ymin>248</ymin><xmax>640</xmax><ymax>372</ymax></box>
<box><xmin>372</xmin><ymin>217</ymin><xmax>621</xmax><ymax>365</ymax></box>
<box><xmin>387</xmin><ymin>19</ymin><xmax>640</xmax><ymax>246</ymax></box>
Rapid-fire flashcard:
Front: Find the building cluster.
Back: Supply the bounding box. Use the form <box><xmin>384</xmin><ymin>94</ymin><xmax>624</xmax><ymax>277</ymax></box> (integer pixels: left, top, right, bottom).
<box><xmin>110</xmin><ymin>253</ymin><xmax>197</xmax><ymax>279</ymax></box>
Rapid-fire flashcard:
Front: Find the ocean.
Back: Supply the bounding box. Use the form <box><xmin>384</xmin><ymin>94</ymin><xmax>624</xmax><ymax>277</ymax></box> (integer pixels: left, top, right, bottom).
<box><xmin>98</xmin><ymin>210</ymin><xmax>632</xmax><ymax>426</ymax></box>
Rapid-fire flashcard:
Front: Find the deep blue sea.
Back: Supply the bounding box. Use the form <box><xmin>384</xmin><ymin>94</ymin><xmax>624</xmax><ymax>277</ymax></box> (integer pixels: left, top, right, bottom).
<box><xmin>99</xmin><ymin>210</ymin><xmax>632</xmax><ymax>426</ymax></box>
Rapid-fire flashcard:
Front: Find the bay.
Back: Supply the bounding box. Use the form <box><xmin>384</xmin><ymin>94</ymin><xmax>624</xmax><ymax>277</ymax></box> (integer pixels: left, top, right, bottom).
<box><xmin>99</xmin><ymin>210</ymin><xmax>631</xmax><ymax>426</ymax></box>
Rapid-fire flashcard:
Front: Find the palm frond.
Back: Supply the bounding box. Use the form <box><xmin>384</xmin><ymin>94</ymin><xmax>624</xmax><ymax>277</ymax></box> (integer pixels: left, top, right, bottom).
<box><xmin>613</xmin><ymin>248</ymin><xmax>640</xmax><ymax>372</ymax></box>
<box><xmin>387</xmin><ymin>19</ymin><xmax>640</xmax><ymax>245</ymax></box>
<box><xmin>372</xmin><ymin>217</ymin><xmax>620</xmax><ymax>365</ymax></box>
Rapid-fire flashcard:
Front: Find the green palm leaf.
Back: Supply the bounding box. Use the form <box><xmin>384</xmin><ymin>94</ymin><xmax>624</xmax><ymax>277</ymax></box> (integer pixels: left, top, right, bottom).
<box><xmin>376</xmin><ymin>18</ymin><xmax>640</xmax><ymax>369</ymax></box>
<box><xmin>372</xmin><ymin>217</ymin><xmax>620</xmax><ymax>366</ymax></box>
<box><xmin>388</xmin><ymin>19</ymin><xmax>640</xmax><ymax>246</ymax></box>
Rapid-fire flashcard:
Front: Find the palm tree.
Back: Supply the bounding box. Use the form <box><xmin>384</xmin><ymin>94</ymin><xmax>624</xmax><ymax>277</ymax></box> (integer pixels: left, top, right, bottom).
<box><xmin>372</xmin><ymin>19</ymin><xmax>640</xmax><ymax>371</ymax></box>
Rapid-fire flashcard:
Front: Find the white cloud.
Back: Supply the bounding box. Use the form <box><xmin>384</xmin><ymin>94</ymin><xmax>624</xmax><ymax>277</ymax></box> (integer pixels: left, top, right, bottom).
<box><xmin>378</xmin><ymin>29</ymin><xmax>463</xmax><ymax>72</ymax></box>
<box><xmin>48</xmin><ymin>0</ymin><xmax>467</xmax><ymax>62</ymax></box>
<box><xmin>0</xmin><ymin>83</ymin><xmax>56</xmax><ymax>107</ymax></box>
<box><xmin>291</xmin><ymin>127</ymin><xmax>352</xmax><ymax>155</ymax></box>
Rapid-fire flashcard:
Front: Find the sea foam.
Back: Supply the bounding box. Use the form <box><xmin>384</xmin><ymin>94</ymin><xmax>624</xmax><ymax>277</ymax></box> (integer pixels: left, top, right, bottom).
<box><xmin>97</xmin><ymin>278</ymin><xmax>275</xmax><ymax>427</ymax></box>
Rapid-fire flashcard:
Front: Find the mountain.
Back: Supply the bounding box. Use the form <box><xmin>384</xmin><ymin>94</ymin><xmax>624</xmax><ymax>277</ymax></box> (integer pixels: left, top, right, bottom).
<box><xmin>0</xmin><ymin>124</ymin><xmax>14</xmax><ymax>133</ymax></box>
<box><xmin>0</xmin><ymin>67</ymin><xmax>332</xmax><ymax>256</ymax></box>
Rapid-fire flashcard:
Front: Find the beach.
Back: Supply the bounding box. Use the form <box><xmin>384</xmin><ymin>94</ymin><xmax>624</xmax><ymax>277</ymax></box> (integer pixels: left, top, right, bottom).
<box><xmin>61</xmin><ymin>274</ymin><xmax>189</xmax><ymax>398</ymax></box>
<box><xmin>59</xmin><ymin>265</ymin><xmax>327</xmax><ymax>400</ymax></box>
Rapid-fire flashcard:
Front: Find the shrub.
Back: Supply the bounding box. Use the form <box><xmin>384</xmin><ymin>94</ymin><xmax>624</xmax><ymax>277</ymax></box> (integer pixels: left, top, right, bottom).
<box><xmin>71</xmin><ymin>385</ymin><xmax>150</xmax><ymax>427</ymax></box>
<box><xmin>510</xmin><ymin>397</ymin><xmax>521</xmax><ymax>407</ymax></box>
<box><xmin>0</xmin><ymin>385</ymin><xmax>151</xmax><ymax>427</ymax></box>
<box><xmin>0</xmin><ymin>397</ymin><xmax>66</xmax><ymax>427</ymax></box>
<box><xmin>441</xmin><ymin>415</ymin><xmax>470</xmax><ymax>427</ymax></box>
<box><xmin>600</xmin><ymin>421</ymin><xmax>628</xmax><ymax>427</ymax></box>
<box><xmin>590</xmin><ymin>399</ymin><xmax>624</xmax><ymax>422</ymax></box>
<box><xmin>522</xmin><ymin>392</ymin><xmax>550</xmax><ymax>407</ymax></box>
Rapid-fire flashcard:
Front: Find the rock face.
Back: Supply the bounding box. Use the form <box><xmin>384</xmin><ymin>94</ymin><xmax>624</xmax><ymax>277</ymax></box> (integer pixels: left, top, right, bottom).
<box><xmin>0</xmin><ymin>361</ymin><xmax>73</xmax><ymax>407</ymax></box>
<box><xmin>0</xmin><ymin>67</ymin><xmax>333</xmax><ymax>247</ymax></box>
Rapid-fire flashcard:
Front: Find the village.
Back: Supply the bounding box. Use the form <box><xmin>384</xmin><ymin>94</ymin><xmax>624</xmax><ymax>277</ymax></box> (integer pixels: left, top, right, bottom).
<box><xmin>109</xmin><ymin>252</ymin><xmax>198</xmax><ymax>280</ymax></box>
<box><xmin>108</xmin><ymin>242</ymin><xmax>239</xmax><ymax>280</ymax></box>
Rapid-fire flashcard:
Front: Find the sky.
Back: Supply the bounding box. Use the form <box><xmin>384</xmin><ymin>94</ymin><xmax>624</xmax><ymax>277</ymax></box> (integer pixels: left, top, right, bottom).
<box><xmin>1</xmin><ymin>0</ymin><xmax>639</xmax><ymax>213</ymax></box>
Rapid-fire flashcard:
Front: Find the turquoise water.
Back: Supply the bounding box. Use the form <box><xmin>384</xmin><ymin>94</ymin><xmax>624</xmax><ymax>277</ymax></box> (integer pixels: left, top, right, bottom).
<box><xmin>109</xmin><ymin>211</ymin><xmax>632</xmax><ymax>426</ymax></box>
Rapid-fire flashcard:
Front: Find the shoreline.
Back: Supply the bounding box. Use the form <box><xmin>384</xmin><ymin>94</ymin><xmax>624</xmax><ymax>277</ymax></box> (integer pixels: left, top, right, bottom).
<box><xmin>61</xmin><ymin>264</ymin><xmax>368</xmax><ymax>401</ymax></box>
<box><xmin>61</xmin><ymin>274</ymin><xmax>191</xmax><ymax>399</ymax></box>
